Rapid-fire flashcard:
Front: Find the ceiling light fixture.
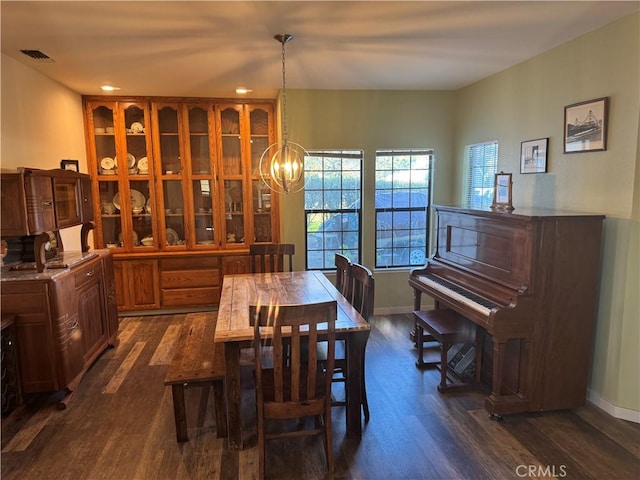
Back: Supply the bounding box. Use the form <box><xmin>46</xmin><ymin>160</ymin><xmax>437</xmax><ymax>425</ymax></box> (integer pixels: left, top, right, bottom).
<box><xmin>259</xmin><ymin>33</ymin><xmax>308</xmax><ymax>194</ymax></box>
<box><xmin>235</xmin><ymin>87</ymin><xmax>253</xmax><ymax>94</ymax></box>
<box><xmin>100</xmin><ymin>85</ymin><xmax>120</xmax><ymax>92</ymax></box>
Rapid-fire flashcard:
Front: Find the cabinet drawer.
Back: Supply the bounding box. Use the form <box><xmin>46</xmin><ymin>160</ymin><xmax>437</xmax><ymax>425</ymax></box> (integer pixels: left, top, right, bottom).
<box><xmin>161</xmin><ymin>269</ymin><xmax>220</xmax><ymax>289</ymax></box>
<box><xmin>74</xmin><ymin>260</ymin><xmax>103</xmax><ymax>289</ymax></box>
<box><xmin>162</xmin><ymin>287</ymin><xmax>221</xmax><ymax>307</ymax></box>
<box><xmin>160</xmin><ymin>256</ymin><xmax>220</xmax><ymax>270</ymax></box>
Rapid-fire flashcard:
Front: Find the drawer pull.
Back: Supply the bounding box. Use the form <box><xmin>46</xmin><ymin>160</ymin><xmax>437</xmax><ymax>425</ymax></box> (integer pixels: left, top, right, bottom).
<box><xmin>86</xmin><ymin>270</ymin><xmax>94</xmax><ymax>277</ymax></box>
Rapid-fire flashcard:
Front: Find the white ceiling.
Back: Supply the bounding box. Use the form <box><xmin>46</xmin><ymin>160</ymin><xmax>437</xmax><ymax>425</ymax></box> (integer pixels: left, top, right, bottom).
<box><xmin>2</xmin><ymin>1</ymin><xmax>638</xmax><ymax>99</ymax></box>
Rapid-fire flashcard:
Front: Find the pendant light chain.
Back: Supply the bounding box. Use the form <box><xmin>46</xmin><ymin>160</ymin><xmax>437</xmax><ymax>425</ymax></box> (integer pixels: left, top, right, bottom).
<box><xmin>280</xmin><ymin>37</ymin><xmax>289</xmax><ymax>143</ymax></box>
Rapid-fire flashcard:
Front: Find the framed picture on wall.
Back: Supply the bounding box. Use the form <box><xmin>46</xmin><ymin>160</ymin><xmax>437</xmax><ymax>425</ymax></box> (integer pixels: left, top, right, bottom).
<box><xmin>520</xmin><ymin>138</ymin><xmax>548</xmax><ymax>174</ymax></box>
<box><xmin>490</xmin><ymin>171</ymin><xmax>514</xmax><ymax>211</ymax></box>
<box><xmin>60</xmin><ymin>159</ymin><xmax>79</xmax><ymax>172</ymax></box>
<box><xmin>564</xmin><ymin>97</ymin><xmax>609</xmax><ymax>153</ymax></box>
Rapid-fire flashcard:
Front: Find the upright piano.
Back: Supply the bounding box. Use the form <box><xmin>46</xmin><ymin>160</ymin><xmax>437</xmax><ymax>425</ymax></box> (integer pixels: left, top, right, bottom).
<box><xmin>409</xmin><ymin>205</ymin><xmax>605</xmax><ymax>416</ymax></box>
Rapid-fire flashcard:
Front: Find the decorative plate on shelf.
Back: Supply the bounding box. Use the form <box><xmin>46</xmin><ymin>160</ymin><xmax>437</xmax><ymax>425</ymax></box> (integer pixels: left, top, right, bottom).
<box><xmin>130</xmin><ymin>122</ymin><xmax>144</xmax><ymax>133</ymax></box>
<box><xmin>113</xmin><ymin>189</ymin><xmax>145</xmax><ymax>211</ymax></box>
<box><xmin>101</xmin><ymin>157</ymin><xmax>115</xmax><ymax>170</ymax></box>
<box><xmin>127</xmin><ymin>153</ymin><xmax>136</xmax><ymax>168</ymax></box>
<box><xmin>166</xmin><ymin>228</ymin><xmax>179</xmax><ymax>246</ymax></box>
<box><xmin>138</xmin><ymin>157</ymin><xmax>148</xmax><ymax>173</ymax></box>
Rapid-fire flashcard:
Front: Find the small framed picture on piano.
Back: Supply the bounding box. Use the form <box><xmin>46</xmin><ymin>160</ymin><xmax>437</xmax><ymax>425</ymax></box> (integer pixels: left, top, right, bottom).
<box><xmin>491</xmin><ymin>171</ymin><xmax>514</xmax><ymax>211</ymax></box>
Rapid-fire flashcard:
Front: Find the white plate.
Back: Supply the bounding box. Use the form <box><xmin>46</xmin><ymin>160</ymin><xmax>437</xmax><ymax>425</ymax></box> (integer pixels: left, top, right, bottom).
<box><xmin>127</xmin><ymin>153</ymin><xmax>136</xmax><ymax>168</ymax></box>
<box><xmin>113</xmin><ymin>189</ymin><xmax>145</xmax><ymax>211</ymax></box>
<box><xmin>101</xmin><ymin>157</ymin><xmax>115</xmax><ymax>170</ymax></box>
<box><xmin>138</xmin><ymin>157</ymin><xmax>148</xmax><ymax>172</ymax></box>
<box><xmin>166</xmin><ymin>228</ymin><xmax>179</xmax><ymax>246</ymax></box>
<box><xmin>131</xmin><ymin>122</ymin><xmax>144</xmax><ymax>133</ymax></box>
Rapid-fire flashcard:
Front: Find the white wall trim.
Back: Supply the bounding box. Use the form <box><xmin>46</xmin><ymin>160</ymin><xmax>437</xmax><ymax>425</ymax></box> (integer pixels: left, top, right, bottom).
<box><xmin>587</xmin><ymin>390</ymin><xmax>640</xmax><ymax>423</ymax></box>
<box><xmin>374</xmin><ymin>306</ymin><xmax>414</xmax><ymax>316</ymax></box>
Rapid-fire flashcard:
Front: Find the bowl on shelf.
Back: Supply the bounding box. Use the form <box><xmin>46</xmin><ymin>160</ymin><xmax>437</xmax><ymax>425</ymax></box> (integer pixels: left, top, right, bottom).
<box><xmin>141</xmin><ymin>237</ymin><xmax>154</xmax><ymax>246</ymax></box>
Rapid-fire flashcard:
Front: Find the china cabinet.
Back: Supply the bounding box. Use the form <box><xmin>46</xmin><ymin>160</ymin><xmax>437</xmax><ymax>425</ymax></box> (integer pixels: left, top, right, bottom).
<box><xmin>83</xmin><ymin>96</ymin><xmax>279</xmax><ymax>311</ymax></box>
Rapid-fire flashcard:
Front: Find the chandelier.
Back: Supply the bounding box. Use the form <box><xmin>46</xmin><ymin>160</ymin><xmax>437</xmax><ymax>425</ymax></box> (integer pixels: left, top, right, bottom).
<box><xmin>259</xmin><ymin>33</ymin><xmax>308</xmax><ymax>194</ymax></box>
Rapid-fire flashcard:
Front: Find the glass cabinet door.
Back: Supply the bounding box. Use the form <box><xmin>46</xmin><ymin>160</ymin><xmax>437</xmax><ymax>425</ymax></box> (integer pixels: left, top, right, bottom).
<box><xmin>154</xmin><ymin>104</ymin><xmax>186</xmax><ymax>248</ymax></box>
<box><xmin>186</xmin><ymin>104</ymin><xmax>218</xmax><ymax>247</ymax></box>
<box><xmin>90</xmin><ymin>103</ymin><xmax>121</xmax><ymax>249</ymax></box>
<box><xmin>248</xmin><ymin>105</ymin><xmax>275</xmax><ymax>244</ymax></box>
<box><xmin>120</xmin><ymin>103</ymin><xmax>155</xmax><ymax>249</ymax></box>
<box><xmin>219</xmin><ymin>106</ymin><xmax>245</xmax><ymax>246</ymax></box>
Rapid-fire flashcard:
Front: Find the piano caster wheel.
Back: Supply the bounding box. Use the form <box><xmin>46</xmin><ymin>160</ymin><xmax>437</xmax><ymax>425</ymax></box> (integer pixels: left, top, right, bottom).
<box><xmin>489</xmin><ymin>413</ymin><xmax>504</xmax><ymax>422</ymax></box>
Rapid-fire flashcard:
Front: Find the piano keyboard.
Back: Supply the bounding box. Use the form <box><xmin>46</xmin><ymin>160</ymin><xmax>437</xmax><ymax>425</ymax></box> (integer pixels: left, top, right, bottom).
<box><xmin>417</xmin><ymin>274</ymin><xmax>496</xmax><ymax>316</ymax></box>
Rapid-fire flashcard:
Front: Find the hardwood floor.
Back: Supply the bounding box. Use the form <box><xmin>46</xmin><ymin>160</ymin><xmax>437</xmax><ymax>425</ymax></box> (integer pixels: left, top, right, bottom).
<box><xmin>2</xmin><ymin>313</ymin><xmax>638</xmax><ymax>479</ymax></box>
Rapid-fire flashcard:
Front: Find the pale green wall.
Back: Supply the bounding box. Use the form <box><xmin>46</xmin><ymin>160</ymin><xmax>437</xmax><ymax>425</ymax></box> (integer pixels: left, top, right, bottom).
<box><xmin>453</xmin><ymin>13</ymin><xmax>639</xmax><ymax>415</ymax></box>
<box><xmin>281</xmin><ymin>89</ymin><xmax>455</xmax><ymax>312</ymax></box>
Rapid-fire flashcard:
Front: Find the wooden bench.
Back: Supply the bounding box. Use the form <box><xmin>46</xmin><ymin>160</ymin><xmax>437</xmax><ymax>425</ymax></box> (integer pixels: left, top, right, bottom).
<box><xmin>164</xmin><ymin>312</ymin><xmax>227</xmax><ymax>442</ymax></box>
<box><xmin>413</xmin><ymin>309</ymin><xmax>478</xmax><ymax>392</ymax></box>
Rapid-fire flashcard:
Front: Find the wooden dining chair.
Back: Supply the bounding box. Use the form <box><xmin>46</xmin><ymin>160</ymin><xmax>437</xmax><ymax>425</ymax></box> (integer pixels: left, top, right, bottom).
<box><xmin>331</xmin><ymin>262</ymin><xmax>374</xmax><ymax>421</ymax></box>
<box><xmin>334</xmin><ymin>253</ymin><xmax>352</xmax><ymax>301</ymax></box>
<box><xmin>251</xmin><ymin>300</ymin><xmax>337</xmax><ymax>479</ymax></box>
<box><xmin>249</xmin><ymin>243</ymin><xmax>295</xmax><ymax>273</ymax></box>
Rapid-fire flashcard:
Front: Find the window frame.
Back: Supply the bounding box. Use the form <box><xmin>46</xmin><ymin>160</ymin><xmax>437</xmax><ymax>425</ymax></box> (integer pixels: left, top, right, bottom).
<box><xmin>464</xmin><ymin>140</ymin><xmax>499</xmax><ymax>210</ymax></box>
<box><xmin>303</xmin><ymin>150</ymin><xmax>363</xmax><ymax>271</ymax></box>
<box><xmin>374</xmin><ymin>149</ymin><xmax>433</xmax><ymax>269</ymax></box>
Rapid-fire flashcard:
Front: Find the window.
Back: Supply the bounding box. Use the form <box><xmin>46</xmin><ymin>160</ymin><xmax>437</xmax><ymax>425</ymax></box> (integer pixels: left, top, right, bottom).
<box><xmin>464</xmin><ymin>141</ymin><xmax>498</xmax><ymax>209</ymax></box>
<box><xmin>375</xmin><ymin>149</ymin><xmax>433</xmax><ymax>268</ymax></box>
<box><xmin>304</xmin><ymin>150</ymin><xmax>362</xmax><ymax>270</ymax></box>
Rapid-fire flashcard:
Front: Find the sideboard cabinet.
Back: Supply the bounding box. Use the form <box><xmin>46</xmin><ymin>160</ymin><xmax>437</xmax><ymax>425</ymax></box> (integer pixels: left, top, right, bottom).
<box><xmin>0</xmin><ymin>249</ymin><xmax>118</xmax><ymax>406</ymax></box>
<box><xmin>83</xmin><ymin>96</ymin><xmax>279</xmax><ymax>311</ymax></box>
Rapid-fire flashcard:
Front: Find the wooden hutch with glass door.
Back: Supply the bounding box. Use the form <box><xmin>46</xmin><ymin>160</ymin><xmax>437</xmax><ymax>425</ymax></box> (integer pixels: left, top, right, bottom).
<box><xmin>83</xmin><ymin>96</ymin><xmax>279</xmax><ymax>312</ymax></box>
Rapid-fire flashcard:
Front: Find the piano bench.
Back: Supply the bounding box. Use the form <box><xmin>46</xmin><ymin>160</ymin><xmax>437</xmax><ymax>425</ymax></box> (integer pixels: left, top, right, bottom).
<box><xmin>413</xmin><ymin>309</ymin><xmax>477</xmax><ymax>392</ymax></box>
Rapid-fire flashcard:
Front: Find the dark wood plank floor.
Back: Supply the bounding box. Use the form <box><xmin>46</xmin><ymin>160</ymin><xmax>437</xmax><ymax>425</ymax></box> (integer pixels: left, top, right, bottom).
<box><xmin>2</xmin><ymin>313</ymin><xmax>639</xmax><ymax>479</ymax></box>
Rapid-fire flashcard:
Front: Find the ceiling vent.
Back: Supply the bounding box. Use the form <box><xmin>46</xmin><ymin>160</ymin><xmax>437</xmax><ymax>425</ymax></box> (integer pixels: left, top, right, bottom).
<box><xmin>20</xmin><ymin>49</ymin><xmax>55</xmax><ymax>62</ymax></box>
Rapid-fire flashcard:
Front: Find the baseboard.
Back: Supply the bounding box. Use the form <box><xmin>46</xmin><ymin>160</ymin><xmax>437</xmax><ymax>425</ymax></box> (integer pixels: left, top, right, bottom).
<box><xmin>373</xmin><ymin>306</ymin><xmax>413</xmax><ymax>315</ymax></box>
<box><xmin>374</xmin><ymin>302</ymin><xmax>435</xmax><ymax>316</ymax></box>
<box><xmin>587</xmin><ymin>390</ymin><xmax>640</xmax><ymax>423</ymax></box>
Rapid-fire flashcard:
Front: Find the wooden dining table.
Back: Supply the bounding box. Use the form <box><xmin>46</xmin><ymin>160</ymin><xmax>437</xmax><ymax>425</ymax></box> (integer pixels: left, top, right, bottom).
<box><xmin>215</xmin><ymin>270</ymin><xmax>371</xmax><ymax>449</ymax></box>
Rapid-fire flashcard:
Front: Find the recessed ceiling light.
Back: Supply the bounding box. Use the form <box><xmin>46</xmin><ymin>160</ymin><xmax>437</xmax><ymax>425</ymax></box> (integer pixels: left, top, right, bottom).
<box><xmin>235</xmin><ymin>87</ymin><xmax>253</xmax><ymax>94</ymax></box>
<box><xmin>101</xmin><ymin>85</ymin><xmax>120</xmax><ymax>92</ymax></box>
